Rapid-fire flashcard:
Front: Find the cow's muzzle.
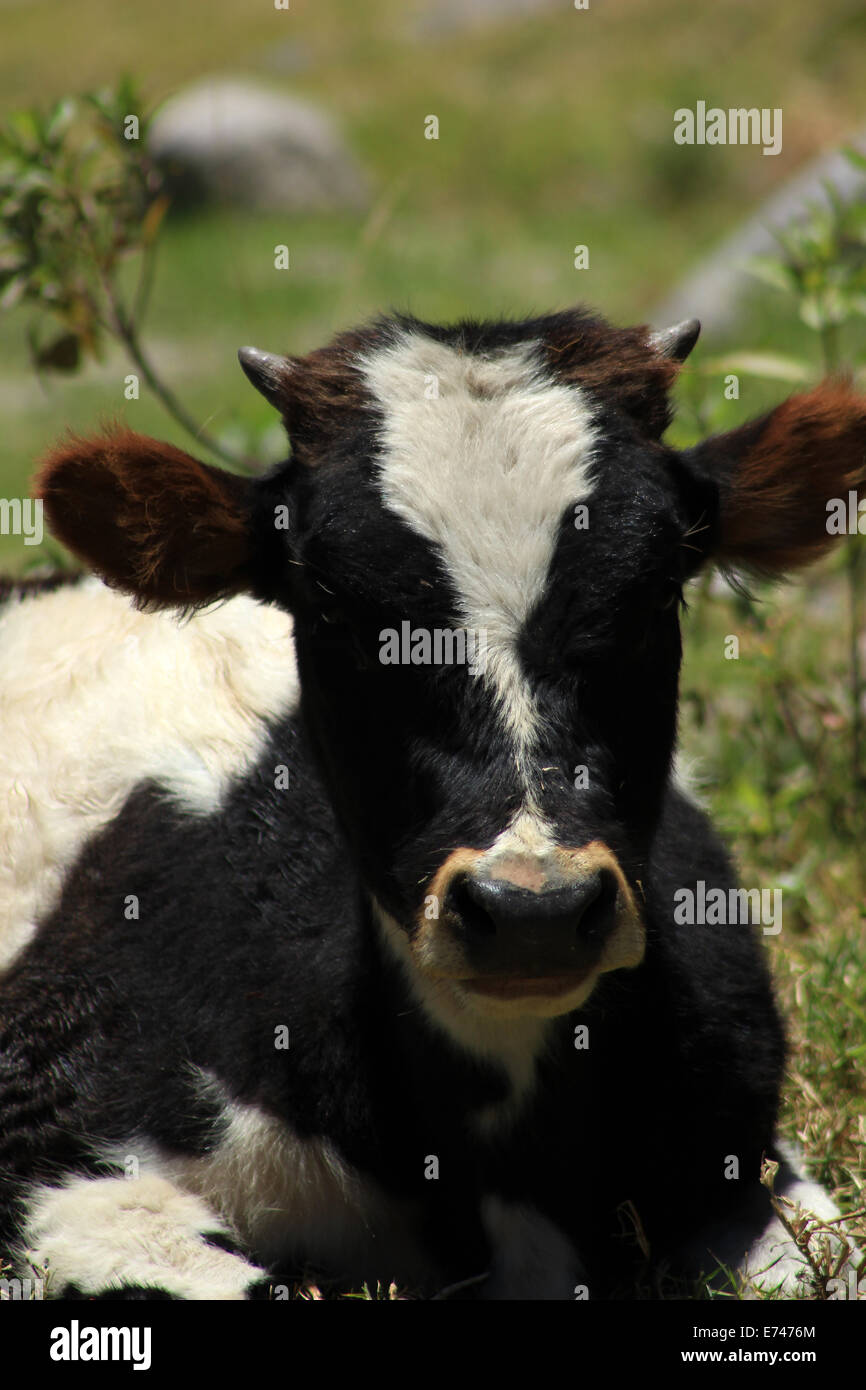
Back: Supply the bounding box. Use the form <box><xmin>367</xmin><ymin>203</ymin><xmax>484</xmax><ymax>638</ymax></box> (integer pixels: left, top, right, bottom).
<box><xmin>446</xmin><ymin>866</ymin><xmax>618</xmax><ymax>977</ymax></box>
<box><xmin>413</xmin><ymin>839</ymin><xmax>645</xmax><ymax>1014</ymax></box>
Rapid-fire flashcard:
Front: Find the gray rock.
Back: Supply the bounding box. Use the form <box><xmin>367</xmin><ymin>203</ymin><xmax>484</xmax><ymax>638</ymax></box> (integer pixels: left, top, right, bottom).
<box><xmin>651</xmin><ymin>135</ymin><xmax>866</xmax><ymax>334</ymax></box>
<box><xmin>257</xmin><ymin>38</ymin><xmax>313</xmax><ymax>77</ymax></box>
<box><xmin>148</xmin><ymin>79</ymin><xmax>368</xmax><ymax>213</ymax></box>
<box><xmin>412</xmin><ymin>0</ymin><xmax>560</xmax><ymax>39</ymax></box>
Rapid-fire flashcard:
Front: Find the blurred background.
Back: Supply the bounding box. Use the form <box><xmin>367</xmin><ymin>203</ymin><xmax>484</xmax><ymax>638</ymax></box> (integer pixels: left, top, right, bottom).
<box><xmin>0</xmin><ymin>0</ymin><xmax>864</xmax><ymax>1295</ymax></box>
<box><xmin>1</xmin><ymin>0</ymin><xmax>866</xmax><ymax>496</ymax></box>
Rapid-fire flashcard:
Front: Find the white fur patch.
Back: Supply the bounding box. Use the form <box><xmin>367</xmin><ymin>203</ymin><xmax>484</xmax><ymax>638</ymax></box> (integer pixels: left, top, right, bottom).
<box><xmin>0</xmin><ymin>579</ymin><xmax>298</xmax><ymax>972</ymax></box>
<box><xmin>361</xmin><ymin>331</ymin><xmax>597</xmax><ymax>764</ymax></box>
<box><xmin>22</xmin><ymin>1173</ymin><xmax>265</xmax><ymax>1300</ymax></box>
<box><xmin>481</xmin><ymin>806</ymin><xmax>561</xmax><ymax>882</ymax></box>
<box><xmin>127</xmin><ymin>1081</ymin><xmax>438</xmax><ymax>1292</ymax></box>
<box><xmin>480</xmin><ymin>1196</ymin><xmax>581</xmax><ymax>1299</ymax></box>
<box><xmin>738</xmin><ymin>1147</ymin><xmax>856</xmax><ymax>1299</ymax></box>
<box><xmin>24</xmin><ymin>1108</ymin><xmax>583</xmax><ymax>1299</ymax></box>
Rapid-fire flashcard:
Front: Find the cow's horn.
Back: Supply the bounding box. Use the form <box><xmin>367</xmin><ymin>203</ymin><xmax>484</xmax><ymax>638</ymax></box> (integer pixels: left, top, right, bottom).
<box><xmin>649</xmin><ymin>319</ymin><xmax>701</xmax><ymax>363</ymax></box>
<box><xmin>238</xmin><ymin>346</ymin><xmax>290</xmax><ymax>410</ymax></box>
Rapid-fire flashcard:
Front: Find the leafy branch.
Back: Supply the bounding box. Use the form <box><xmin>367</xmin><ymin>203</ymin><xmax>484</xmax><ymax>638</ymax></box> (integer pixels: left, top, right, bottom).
<box><xmin>0</xmin><ymin>79</ymin><xmax>248</xmax><ymax>469</ymax></box>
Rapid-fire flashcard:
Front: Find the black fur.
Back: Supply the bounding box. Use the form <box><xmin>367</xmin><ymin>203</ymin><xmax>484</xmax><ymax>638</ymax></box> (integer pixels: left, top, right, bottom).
<box><xmin>0</xmin><ymin>739</ymin><xmax>784</xmax><ymax>1295</ymax></box>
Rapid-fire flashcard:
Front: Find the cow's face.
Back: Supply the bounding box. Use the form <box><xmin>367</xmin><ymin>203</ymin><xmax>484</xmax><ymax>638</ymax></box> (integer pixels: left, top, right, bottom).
<box><xmin>240</xmin><ymin>315</ymin><xmax>705</xmax><ymax>1018</ymax></box>
<box><xmin>37</xmin><ymin>310</ymin><xmax>866</xmax><ymax>1019</ymax></box>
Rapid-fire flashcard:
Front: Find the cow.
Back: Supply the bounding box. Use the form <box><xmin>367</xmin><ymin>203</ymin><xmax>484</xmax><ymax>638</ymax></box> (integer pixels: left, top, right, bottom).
<box><xmin>0</xmin><ymin>307</ymin><xmax>862</xmax><ymax>1300</ymax></box>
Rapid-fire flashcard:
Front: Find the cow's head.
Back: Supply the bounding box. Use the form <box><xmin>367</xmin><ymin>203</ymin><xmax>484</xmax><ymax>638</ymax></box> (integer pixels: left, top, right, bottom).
<box><xmin>36</xmin><ymin>310</ymin><xmax>866</xmax><ymax>1020</ymax></box>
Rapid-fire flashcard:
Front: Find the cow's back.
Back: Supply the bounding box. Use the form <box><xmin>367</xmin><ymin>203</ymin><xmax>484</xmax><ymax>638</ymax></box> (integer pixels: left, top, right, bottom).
<box><xmin>0</xmin><ymin>576</ymin><xmax>298</xmax><ymax>972</ymax></box>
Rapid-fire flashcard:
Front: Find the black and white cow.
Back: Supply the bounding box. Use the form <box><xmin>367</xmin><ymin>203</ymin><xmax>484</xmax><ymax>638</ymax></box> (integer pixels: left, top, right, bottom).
<box><xmin>1</xmin><ymin>308</ymin><xmax>862</xmax><ymax>1300</ymax></box>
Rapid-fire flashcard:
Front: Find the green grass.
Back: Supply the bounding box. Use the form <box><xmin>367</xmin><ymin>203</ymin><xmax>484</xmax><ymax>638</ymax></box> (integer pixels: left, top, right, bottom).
<box><xmin>0</xmin><ymin>0</ymin><xmax>864</xmax><ymax>1299</ymax></box>
<box><xmin>678</xmin><ymin>563</ymin><xmax>866</xmax><ymax>1290</ymax></box>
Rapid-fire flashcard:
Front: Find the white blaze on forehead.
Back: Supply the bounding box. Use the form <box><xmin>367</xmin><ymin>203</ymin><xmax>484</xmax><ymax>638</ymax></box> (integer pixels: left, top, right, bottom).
<box><xmin>478</xmin><ymin>808</ymin><xmax>560</xmax><ymax>887</ymax></box>
<box><xmin>359</xmin><ymin>331</ymin><xmax>597</xmax><ymax>760</ymax></box>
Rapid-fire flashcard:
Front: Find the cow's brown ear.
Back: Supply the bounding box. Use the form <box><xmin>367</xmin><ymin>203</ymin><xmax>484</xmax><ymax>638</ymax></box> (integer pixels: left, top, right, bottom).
<box><xmin>685</xmin><ymin>382</ymin><xmax>866</xmax><ymax>575</ymax></box>
<box><xmin>34</xmin><ymin>429</ymin><xmax>255</xmax><ymax>609</ymax></box>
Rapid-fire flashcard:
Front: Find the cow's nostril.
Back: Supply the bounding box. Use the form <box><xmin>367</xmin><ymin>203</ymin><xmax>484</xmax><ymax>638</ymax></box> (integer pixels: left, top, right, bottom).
<box><xmin>577</xmin><ymin>870</ymin><xmax>619</xmax><ymax>941</ymax></box>
<box><xmin>445</xmin><ymin>875</ymin><xmax>498</xmax><ymax>937</ymax></box>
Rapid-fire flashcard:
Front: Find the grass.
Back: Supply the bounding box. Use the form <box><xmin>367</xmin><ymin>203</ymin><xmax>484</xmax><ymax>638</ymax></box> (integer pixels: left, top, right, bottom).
<box><xmin>676</xmin><ymin>560</ymin><xmax>866</xmax><ymax>1297</ymax></box>
<box><xmin>0</xmin><ymin>0</ymin><xmax>863</xmax><ymax>1299</ymax></box>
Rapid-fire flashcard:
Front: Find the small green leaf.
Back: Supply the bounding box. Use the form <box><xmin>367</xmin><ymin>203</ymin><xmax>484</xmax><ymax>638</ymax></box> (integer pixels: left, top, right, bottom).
<box><xmin>0</xmin><ymin>272</ymin><xmax>29</xmax><ymax>310</ymax></box>
<box><xmin>700</xmin><ymin>352</ymin><xmax>812</xmax><ymax>384</ymax></box>
<box><xmin>800</xmin><ymin>294</ymin><xmax>829</xmax><ymax>331</ymax></box>
<box><xmin>45</xmin><ymin>98</ymin><xmax>77</xmax><ymax>147</ymax></box>
<box><xmin>745</xmin><ymin>256</ymin><xmax>799</xmax><ymax>294</ymax></box>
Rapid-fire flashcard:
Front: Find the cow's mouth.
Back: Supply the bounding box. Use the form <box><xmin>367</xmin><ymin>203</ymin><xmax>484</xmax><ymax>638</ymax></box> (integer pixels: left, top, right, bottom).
<box><xmin>463</xmin><ymin>970</ymin><xmax>593</xmax><ymax>1000</ymax></box>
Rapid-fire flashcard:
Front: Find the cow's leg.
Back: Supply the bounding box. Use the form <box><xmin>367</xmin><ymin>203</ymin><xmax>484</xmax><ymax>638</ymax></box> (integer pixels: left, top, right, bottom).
<box><xmin>18</xmin><ymin>1173</ymin><xmax>268</xmax><ymax>1300</ymax></box>
<box><xmin>683</xmin><ymin>1144</ymin><xmax>858</xmax><ymax>1298</ymax></box>
<box><xmin>735</xmin><ymin>1147</ymin><xmax>858</xmax><ymax>1299</ymax></box>
<box><xmin>477</xmin><ymin>1197</ymin><xmax>583</xmax><ymax>1300</ymax></box>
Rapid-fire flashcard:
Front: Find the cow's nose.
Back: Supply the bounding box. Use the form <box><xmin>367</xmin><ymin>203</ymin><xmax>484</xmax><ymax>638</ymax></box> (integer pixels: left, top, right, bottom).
<box><xmin>446</xmin><ymin>870</ymin><xmax>619</xmax><ymax>976</ymax></box>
